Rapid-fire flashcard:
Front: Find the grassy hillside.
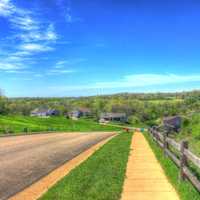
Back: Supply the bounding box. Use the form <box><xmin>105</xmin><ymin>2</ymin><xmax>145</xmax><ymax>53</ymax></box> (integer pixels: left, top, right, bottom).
<box><xmin>176</xmin><ymin>114</ymin><xmax>200</xmax><ymax>156</ymax></box>
<box><xmin>0</xmin><ymin>116</ymin><xmax>120</xmax><ymax>135</ymax></box>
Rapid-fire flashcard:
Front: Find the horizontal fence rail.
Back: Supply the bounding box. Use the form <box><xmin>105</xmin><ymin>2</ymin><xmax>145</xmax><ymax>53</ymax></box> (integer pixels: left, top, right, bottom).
<box><xmin>149</xmin><ymin>128</ymin><xmax>200</xmax><ymax>192</ymax></box>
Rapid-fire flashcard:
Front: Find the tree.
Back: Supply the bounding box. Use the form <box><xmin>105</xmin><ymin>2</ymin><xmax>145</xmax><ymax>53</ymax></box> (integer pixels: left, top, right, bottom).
<box><xmin>0</xmin><ymin>89</ymin><xmax>8</xmax><ymax>115</ymax></box>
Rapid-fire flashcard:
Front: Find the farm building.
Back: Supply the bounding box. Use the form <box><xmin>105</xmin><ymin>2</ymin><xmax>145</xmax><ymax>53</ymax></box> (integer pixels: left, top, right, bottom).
<box><xmin>30</xmin><ymin>108</ymin><xmax>60</xmax><ymax>117</ymax></box>
<box><xmin>163</xmin><ymin>116</ymin><xmax>181</xmax><ymax>132</ymax></box>
<box><xmin>68</xmin><ymin>108</ymin><xmax>91</xmax><ymax>119</ymax></box>
<box><xmin>99</xmin><ymin>113</ymin><xmax>127</xmax><ymax>123</ymax></box>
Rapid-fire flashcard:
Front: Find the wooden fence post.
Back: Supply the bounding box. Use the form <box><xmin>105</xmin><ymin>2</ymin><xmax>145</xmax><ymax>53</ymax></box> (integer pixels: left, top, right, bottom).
<box><xmin>180</xmin><ymin>140</ymin><xmax>188</xmax><ymax>181</ymax></box>
<box><xmin>152</xmin><ymin>129</ymin><xmax>155</xmax><ymax>140</ymax></box>
<box><xmin>163</xmin><ymin>131</ymin><xmax>168</xmax><ymax>156</ymax></box>
<box><xmin>155</xmin><ymin>131</ymin><xmax>159</xmax><ymax>143</ymax></box>
<box><xmin>151</xmin><ymin>128</ymin><xmax>154</xmax><ymax>136</ymax></box>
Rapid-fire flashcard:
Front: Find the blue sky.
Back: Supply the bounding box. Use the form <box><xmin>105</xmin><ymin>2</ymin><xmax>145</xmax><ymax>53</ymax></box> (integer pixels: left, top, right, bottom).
<box><xmin>0</xmin><ymin>0</ymin><xmax>200</xmax><ymax>97</ymax></box>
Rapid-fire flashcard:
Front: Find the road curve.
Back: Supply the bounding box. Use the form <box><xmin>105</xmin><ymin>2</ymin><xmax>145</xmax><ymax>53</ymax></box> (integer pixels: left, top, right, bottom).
<box><xmin>0</xmin><ymin>132</ymin><xmax>115</xmax><ymax>200</ymax></box>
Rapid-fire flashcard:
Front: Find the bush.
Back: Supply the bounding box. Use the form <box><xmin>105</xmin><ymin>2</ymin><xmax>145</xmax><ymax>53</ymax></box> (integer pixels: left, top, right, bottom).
<box><xmin>182</xmin><ymin>117</ymin><xmax>190</xmax><ymax>127</ymax></box>
<box><xmin>128</xmin><ymin>116</ymin><xmax>140</xmax><ymax>125</ymax></box>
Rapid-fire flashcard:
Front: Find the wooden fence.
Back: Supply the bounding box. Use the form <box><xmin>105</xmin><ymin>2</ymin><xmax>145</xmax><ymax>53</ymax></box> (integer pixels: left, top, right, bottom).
<box><xmin>149</xmin><ymin>127</ymin><xmax>200</xmax><ymax>192</ymax></box>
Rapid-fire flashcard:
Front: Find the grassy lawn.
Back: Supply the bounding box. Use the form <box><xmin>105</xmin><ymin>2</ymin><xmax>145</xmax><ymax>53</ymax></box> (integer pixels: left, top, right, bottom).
<box><xmin>40</xmin><ymin>132</ymin><xmax>132</xmax><ymax>200</ymax></box>
<box><xmin>0</xmin><ymin>115</ymin><xmax>120</xmax><ymax>135</ymax></box>
<box><xmin>144</xmin><ymin>132</ymin><xmax>200</xmax><ymax>200</ymax></box>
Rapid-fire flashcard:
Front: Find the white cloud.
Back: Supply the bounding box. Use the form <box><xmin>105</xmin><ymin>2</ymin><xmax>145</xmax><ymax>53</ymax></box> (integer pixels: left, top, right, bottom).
<box><xmin>54</xmin><ymin>58</ymin><xmax>87</xmax><ymax>68</ymax></box>
<box><xmin>0</xmin><ymin>62</ymin><xmax>24</xmax><ymax>70</ymax></box>
<box><xmin>0</xmin><ymin>0</ymin><xmax>58</xmax><ymax>73</ymax></box>
<box><xmin>10</xmin><ymin>15</ymin><xmax>39</xmax><ymax>31</ymax></box>
<box><xmin>48</xmin><ymin>69</ymin><xmax>75</xmax><ymax>75</ymax></box>
<box><xmin>57</xmin><ymin>60</ymin><xmax>69</xmax><ymax>65</ymax></box>
<box><xmin>18</xmin><ymin>24</ymin><xmax>58</xmax><ymax>42</ymax></box>
<box><xmin>93</xmin><ymin>74</ymin><xmax>200</xmax><ymax>89</ymax></box>
<box><xmin>0</xmin><ymin>0</ymin><xmax>38</xmax><ymax>31</ymax></box>
<box><xmin>0</xmin><ymin>0</ymin><xmax>14</xmax><ymax>17</ymax></box>
<box><xmin>50</xmin><ymin>58</ymin><xmax>86</xmax><ymax>73</ymax></box>
<box><xmin>20</xmin><ymin>43</ymin><xmax>54</xmax><ymax>52</ymax></box>
<box><xmin>12</xmin><ymin>51</ymin><xmax>32</xmax><ymax>56</ymax></box>
<box><xmin>56</xmin><ymin>1</ymin><xmax>82</xmax><ymax>23</ymax></box>
<box><xmin>49</xmin><ymin>73</ymin><xmax>200</xmax><ymax>91</ymax></box>
<box><xmin>46</xmin><ymin>24</ymin><xmax>58</xmax><ymax>41</ymax></box>
<box><xmin>3</xmin><ymin>70</ymin><xmax>32</xmax><ymax>74</ymax></box>
<box><xmin>54</xmin><ymin>60</ymin><xmax>69</xmax><ymax>69</ymax></box>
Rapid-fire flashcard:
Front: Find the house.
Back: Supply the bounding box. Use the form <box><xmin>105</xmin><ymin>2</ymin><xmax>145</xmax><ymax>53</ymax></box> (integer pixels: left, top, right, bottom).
<box><xmin>99</xmin><ymin>113</ymin><xmax>127</xmax><ymax>123</ymax></box>
<box><xmin>68</xmin><ymin>108</ymin><xmax>91</xmax><ymax>119</ymax></box>
<box><xmin>163</xmin><ymin>116</ymin><xmax>181</xmax><ymax>132</ymax></box>
<box><xmin>30</xmin><ymin>108</ymin><xmax>59</xmax><ymax>117</ymax></box>
<box><xmin>79</xmin><ymin>108</ymin><xmax>91</xmax><ymax>116</ymax></box>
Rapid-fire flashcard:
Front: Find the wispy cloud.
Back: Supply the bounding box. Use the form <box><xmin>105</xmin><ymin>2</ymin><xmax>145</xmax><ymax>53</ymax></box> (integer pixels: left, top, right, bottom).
<box><xmin>93</xmin><ymin>74</ymin><xmax>200</xmax><ymax>89</ymax></box>
<box><xmin>56</xmin><ymin>0</ymin><xmax>82</xmax><ymax>23</ymax></box>
<box><xmin>0</xmin><ymin>62</ymin><xmax>23</xmax><ymax>70</ymax></box>
<box><xmin>0</xmin><ymin>0</ymin><xmax>15</xmax><ymax>17</ymax></box>
<box><xmin>49</xmin><ymin>73</ymin><xmax>200</xmax><ymax>91</ymax></box>
<box><xmin>19</xmin><ymin>43</ymin><xmax>54</xmax><ymax>52</ymax></box>
<box><xmin>3</xmin><ymin>70</ymin><xmax>33</xmax><ymax>74</ymax></box>
<box><xmin>48</xmin><ymin>69</ymin><xmax>75</xmax><ymax>75</ymax></box>
<box><xmin>17</xmin><ymin>24</ymin><xmax>58</xmax><ymax>43</ymax></box>
<box><xmin>0</xmin><ymin>0</ymin><xmax>58</xmax><ymax>73</ymax></box>
<box><xmin>54</xmin><ymin>60</ymin><xmax>69</xmax><ymax>69</ymax></box>
<box><xmin>54</xmin><ymin>58</ymin><xmax>87</xmax><ymax>68</ymax></box>
<box><xmin>10</xmin><ymin>15</ymin><xmax>39</xmax><ymax>31</ymax></box>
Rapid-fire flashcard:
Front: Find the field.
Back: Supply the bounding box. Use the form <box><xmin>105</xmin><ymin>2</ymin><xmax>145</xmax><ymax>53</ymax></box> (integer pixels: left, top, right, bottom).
<box><xmin>0</xmin><ymin>115</ymin><xmax>120</xmax><ymax>135</ymax></box>
<box><xmin>146</xmin><ymin>98</ymin><xmax>183</xmax><ymax>104</ymax></box>
<box><xmin>40</xmin><ymin>133</ymin><xmax>132</xmax><ymax>200</ymax></box>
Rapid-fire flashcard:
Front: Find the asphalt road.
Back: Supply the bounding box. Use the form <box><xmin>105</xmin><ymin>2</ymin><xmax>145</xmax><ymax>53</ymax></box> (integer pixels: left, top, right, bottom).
<box><xmin>0</xmin><ymin>132</ymin><xmax>115</xmax><ymax>200</ymax></box>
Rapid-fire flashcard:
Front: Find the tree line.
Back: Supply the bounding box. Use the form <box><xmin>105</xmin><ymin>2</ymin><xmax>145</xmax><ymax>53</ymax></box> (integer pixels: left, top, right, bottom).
<box><xmin>0</xmin><ymin>89</ymin><xmax>200</xmax><ymax>126</ymax></box>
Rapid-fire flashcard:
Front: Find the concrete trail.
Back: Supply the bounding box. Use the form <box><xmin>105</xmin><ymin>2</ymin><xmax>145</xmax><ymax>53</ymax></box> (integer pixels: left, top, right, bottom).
<box><xmin>121</xmin><ymin>131</ymin><xmax>180</xmax><ymax>200</ymax></box>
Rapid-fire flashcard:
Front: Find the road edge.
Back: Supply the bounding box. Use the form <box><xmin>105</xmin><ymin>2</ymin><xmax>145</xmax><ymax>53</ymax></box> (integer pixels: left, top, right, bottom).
<box><xmin>9</xmin><ymin>134</ymin><xmax>117</xmax><ymax>200</ymax></box>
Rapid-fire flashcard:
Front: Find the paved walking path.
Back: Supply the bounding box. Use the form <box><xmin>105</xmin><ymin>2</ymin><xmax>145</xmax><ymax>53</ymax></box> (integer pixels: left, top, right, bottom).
<box><xmin>121</xmin><ymin>131</ymin><xmax>180</xmax><ymax>200</ymax></box>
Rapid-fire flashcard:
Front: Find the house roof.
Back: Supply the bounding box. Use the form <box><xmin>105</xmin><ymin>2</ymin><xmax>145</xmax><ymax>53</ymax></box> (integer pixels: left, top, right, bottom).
<box><xmin>70</xmin><ymin>108</ymin><xmax>91</xmax><ymax>113</ymax></box>
<box><xmin>100</xmin><ymin>113</ymin><xmax>126</xmax><ymax>118</ymax></box>
<box><xmin>31</xmin><ymin>108</ymin><xmax>58</xmax><ymax>114</ymax></box>
<box><xmin>78</xmin><ymin>108</ymin><xmax>91</xmax><ymax>113</ymax></box>
<box><xmin>163</xmin><ymin>116</ymin><xmax>181</xmax><ymax>128</ymax></box>
<box><xmin>163</xmin><ymin>116</ymin><xmax>181</xmax><ymax>121</ymax></box>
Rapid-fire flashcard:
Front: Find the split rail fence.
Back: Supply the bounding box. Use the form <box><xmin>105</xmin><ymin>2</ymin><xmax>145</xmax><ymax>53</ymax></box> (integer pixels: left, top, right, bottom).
<box><xmin>149</xmin><ymin>127</ymin><xmax>200</xmax><ymax>192</ymax></box>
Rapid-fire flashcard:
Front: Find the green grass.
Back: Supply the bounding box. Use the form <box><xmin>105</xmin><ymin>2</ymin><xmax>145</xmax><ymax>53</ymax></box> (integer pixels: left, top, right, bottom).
<box><xmin>146</xmin><ymin>99</ymin><xmax>183</xmax><ymax>104</ymax></box>
<box><xmin>144</xmin><ymin>132</ymin><xmax>200</xmax><ymax>200</ymax></box>
<box><xmin>176</xmin><ymin>114</ymin><xmax>200</xmax><ymax>156</ymax></box>
<box><xmin>0</xmin><ymin>115</ymin><xmax>120</xmax><ymax>135</ymax></box>
<box><xmin>40</xmin><ymin>132</ymin><xmax>132</xmax><ymax>200</ymax></box>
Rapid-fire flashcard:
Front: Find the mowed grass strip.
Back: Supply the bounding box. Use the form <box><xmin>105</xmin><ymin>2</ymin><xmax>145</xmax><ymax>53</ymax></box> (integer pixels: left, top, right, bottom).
<box><xmin>144</xmin><ymin>133</ymin><xmax>200</xmax><ymax>200</ymax></box>
<box><xmin>40</xmin><ymin>132</ymin><xmax>132</xmax><ymax>200</ymax></box>
<box><xmin>0</xmin><ymin>116</ymin><xmax>120</xmax><ymax>135</ymax></box>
